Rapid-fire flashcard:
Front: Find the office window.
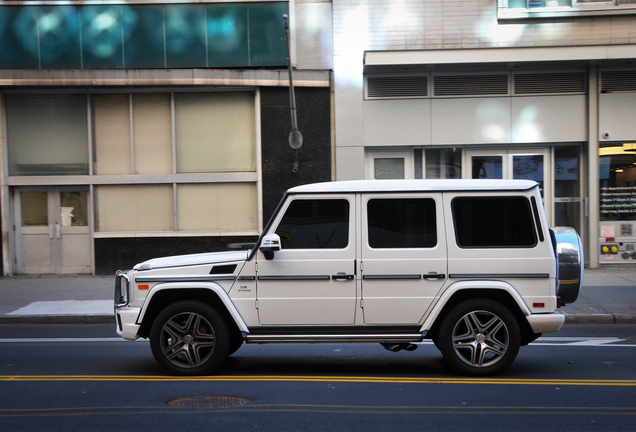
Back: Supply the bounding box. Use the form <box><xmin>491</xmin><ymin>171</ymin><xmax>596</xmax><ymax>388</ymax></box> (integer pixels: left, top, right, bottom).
<box><xmin>6</xmin><ymin>95</ymin><xmax>88</xmax><ymax>176</ymax></box>
<box><xmin>177</xmin><ymin>184</ymin><xmax>257</xmax><ymax>231</ymax></box>
<box><xmin>176</xmin><ymin>92</ymin><xmax>256</xmax><ymax>173</ymax></box>
<box><xmin>96</xmin><ymin>185</ymin><xmax>173</xmax><ymax>232</ymax></box>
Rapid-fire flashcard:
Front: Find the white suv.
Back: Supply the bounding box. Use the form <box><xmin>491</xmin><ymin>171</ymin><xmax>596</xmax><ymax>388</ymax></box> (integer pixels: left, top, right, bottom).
<box><xmin>114</xmin><ymin>179</ymin><xmax>583</xmax><ymax>376</ymax></box>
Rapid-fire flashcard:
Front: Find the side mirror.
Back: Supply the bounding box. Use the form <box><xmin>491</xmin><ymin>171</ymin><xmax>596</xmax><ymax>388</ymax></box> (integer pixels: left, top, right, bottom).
<box><xmin>259</xmin><ymin>233</ymin><xmax>281</xmax><ymax>260</ymax></box>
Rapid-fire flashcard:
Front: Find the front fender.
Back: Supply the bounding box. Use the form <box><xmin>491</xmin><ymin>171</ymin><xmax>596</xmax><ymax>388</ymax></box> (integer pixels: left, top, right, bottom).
<box><xmin>420</xmin><ymin>280</ymin><xmax>532</xmax><ymax>332</ymax></box>
<box><xmin>139</xmin><ymin>282</ymin><xmax>249</xmax><ymax>333</ymax></box>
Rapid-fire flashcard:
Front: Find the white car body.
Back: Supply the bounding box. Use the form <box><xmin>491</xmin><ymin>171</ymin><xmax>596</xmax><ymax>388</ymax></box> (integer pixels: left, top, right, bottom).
<box><xmin>114</xmin><ymin>179</ymin><xmax>583</xmax><ymax>376</ymax></box>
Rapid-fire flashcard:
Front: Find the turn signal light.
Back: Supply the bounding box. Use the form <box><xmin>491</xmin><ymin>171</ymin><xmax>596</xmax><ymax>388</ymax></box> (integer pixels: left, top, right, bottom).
<box><xmin>556</xmin><ymin>296</ymin><xmax>562</xmax><ymax>309</ymax></box>
<box><xmin>138</xmin><ymin>284</ymin><xmax>149</xmax><ymax>290</ymax></box>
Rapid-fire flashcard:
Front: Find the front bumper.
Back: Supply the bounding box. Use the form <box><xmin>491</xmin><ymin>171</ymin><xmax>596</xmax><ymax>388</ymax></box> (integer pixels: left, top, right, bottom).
<box><xmin>526</xmin><ymin>311</ymin><xmax>565</xmax><ymax>334</ymax></box>
<box><xmin>116</xmin><ymin>306</ymin><xmax>141</xmax><ymax>340</ymax></box>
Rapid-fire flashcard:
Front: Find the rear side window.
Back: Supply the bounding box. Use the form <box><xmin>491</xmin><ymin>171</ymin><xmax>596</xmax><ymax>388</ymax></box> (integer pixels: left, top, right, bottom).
<box><xmin>452</xmin><ymin>196</ymin><xmax>537</xmax><ymax>248</ymax></box>
<box><xmin>367</xmin><ymin>198</ymin><xmax>437</xmax><ymax>248</ymax></box>
<box><xmin>276</xmin><ymin>199</ymin><xmax>349</xmax><ymax>249</ymax></box>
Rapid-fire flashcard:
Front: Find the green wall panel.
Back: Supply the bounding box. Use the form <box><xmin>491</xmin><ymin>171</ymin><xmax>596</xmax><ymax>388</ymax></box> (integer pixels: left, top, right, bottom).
<box><xmin>0</xmin><ymin>2</ymin><xmax>287</xmax><ymax>70</ymax></box>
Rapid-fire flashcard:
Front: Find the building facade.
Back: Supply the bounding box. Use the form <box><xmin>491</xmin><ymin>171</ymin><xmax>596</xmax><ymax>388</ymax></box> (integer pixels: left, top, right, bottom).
<box><xmin>332</xmin><ymin>0</ymin><xmax>636</xmax><ymax>268</ymax></box>
<box><xmin>0</xmin><ymin>0</ymin><xmax>333</xmax><ymax>275</ymax></box>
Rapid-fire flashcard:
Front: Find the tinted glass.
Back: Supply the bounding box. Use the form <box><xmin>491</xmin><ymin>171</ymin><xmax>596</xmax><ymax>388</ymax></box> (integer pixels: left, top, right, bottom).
<box><xmin>453</xmin><ymin>197</ymin><xmax>537</xmax><ymax>248</ymax></box>
<box><xmin>276</xmin><ymin>199</ymin><xmax>349</xmax><ymax>249</ymax></box>
<box><xmin>367</xmin><ymin>198</ymin><xmax>437</xmax><ymax>248</ymax></box>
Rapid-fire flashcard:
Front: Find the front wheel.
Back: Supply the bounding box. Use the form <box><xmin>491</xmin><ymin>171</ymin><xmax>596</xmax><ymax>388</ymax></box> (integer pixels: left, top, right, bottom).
<box><xmin>149</xmin><ymin>301</ymin><xmax>229</xmax><ymax>375</ymax></box>
<box><xmin>438</xmin><ymin>299</ymin><xmax>520</xmax><ymax>376</ymax></box>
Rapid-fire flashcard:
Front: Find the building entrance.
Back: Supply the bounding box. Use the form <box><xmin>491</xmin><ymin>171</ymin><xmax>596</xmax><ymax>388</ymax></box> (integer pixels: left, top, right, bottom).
<box><xmin>14</xmin><ymin>187</ymin><xmax>91</xmax><ymax>274</ymax></box>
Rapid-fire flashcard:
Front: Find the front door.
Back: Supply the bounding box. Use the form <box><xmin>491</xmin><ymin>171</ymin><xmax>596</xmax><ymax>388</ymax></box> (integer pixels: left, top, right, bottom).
<box><xmin>255</xmin><ymin>195</ymin><xmax>357</xmax><ymax>325</ymax></box>
<box><xmin>14</xmin><ymin>187</ymin><xmax>91</xmax><ymax>274</ymax></box>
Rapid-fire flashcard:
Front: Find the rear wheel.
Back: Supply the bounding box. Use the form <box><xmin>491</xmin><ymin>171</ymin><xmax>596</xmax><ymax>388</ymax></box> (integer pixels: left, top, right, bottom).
<box><xmin>150</xmin><ymin>301</ymin><xmax>229</xmax><ymax>375</ymax></box>
<box><xmin>438</xmin><ymin>299</ymin><xmax>520</xmax><ymax>376</ymax></box>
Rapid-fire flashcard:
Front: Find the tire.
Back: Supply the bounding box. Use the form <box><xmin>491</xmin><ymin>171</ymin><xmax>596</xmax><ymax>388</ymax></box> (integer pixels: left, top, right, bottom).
<box><xmin>438</xmin><ymin>299</ymin><xmax>521</xmax><ymax>376</ymax></box>
<box><xmin>149</xmin><ymin>301</ymin><xmax>229</xmax><ymax>375</ymax></box>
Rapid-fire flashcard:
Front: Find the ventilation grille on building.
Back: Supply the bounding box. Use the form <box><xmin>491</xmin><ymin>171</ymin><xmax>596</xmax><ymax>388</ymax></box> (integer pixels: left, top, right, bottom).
<box><xmin>601</xmin><ymin>70</ymin><xmax>636</xmax><ymax>93</ymax></box>
<box><xmin>514</xmin><ymin>72</ymin><xmax>585</xmax><ymax>95</ymax></box>
<box><xmin>433</xmin><ymin>74</ymin><xmax>508</xmax><ymax>96</ymax></box>
<box><xmin>366</xmin><ymin>76</ymin><xmax>428</xmax><ymax>99</ymax></box>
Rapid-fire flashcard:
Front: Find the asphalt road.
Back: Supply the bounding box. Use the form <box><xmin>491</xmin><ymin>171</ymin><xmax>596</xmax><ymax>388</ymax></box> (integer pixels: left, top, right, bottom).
<box><xmin>0</xmin><ymin>324</ymin><xmax>635</xmax><ymax>432</ymax></box>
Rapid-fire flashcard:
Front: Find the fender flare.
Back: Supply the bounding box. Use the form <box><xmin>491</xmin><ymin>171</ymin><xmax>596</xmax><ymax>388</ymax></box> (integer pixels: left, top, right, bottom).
<box><xmin>419</xmin><ymin>280</ymin><xmax>532</xmax><ymax>333</ymax></box>
<box><xmin>139</xmin><ymin>282</ymin><xmax>249</xmax><ymax>333</ymax></box>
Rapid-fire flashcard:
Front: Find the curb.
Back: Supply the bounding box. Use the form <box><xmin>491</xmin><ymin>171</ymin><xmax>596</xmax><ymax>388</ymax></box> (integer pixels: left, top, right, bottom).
<box><xmin>0</xmin><ymin>315</ymin><xmax>114</xmax><ymax>325</ymax></box>
<box><xmin>564</xmin><ymin>314</ymin><xmax>636</xmax><ymax>325</ymax></box>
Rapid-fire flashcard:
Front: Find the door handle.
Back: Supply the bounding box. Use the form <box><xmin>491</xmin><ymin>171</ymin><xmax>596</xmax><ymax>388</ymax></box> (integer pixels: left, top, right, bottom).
<box><xmin>332</xmin><ymin>272</ymin><xmax>354</xmax><ymax>281</ymax></box>
<box><xmin>425</xmin><ymin>272</ymin><xmax>446</xmax><ymax>280</ymax></box>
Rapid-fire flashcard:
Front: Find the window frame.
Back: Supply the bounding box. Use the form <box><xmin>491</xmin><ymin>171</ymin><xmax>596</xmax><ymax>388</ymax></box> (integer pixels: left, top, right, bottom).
<box><xmin>366</xmin><ymin>197</ymin><xmax>438</xmax><ymax>249</ymax></box>
<box><xmin>498</xmin><ymin>0</ymin><xmax>636</xmax><ymax>20</ymax></box>
<box><xmin>452</xmin><ymin>196</ymin><xmax>539</xmax><ymax>249</ymax></box>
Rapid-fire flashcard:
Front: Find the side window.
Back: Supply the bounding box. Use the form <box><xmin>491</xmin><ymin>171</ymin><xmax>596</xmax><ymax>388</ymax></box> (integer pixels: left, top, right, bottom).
<box><xmin>452</xmin><ymin>197</ymin><xmax>537</xmax><ymax>248</ymax></box>
<box><xmin>367</xmin><ymin>198</ymin><xmax>437</xmax><ymax>248</ymax></box>
<box><xmin>276</xmin><ymin>199</ymin><xmax>349</xmax><ymax>249</ymax></box>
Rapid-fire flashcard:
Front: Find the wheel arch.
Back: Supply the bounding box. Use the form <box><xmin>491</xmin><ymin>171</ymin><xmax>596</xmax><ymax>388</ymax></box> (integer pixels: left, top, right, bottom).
<box><xmin>136</xmin><ymin>283</ymin><xmax>248</xmax><ymax>339</ymax></box>
<box><xmin>422</xmin><ymin>281</ymin><xmax>533</xmax><ymax>344</ymax></box>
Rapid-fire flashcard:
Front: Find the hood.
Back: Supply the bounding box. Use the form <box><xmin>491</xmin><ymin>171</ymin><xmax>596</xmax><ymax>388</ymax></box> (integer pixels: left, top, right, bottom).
<box><xmin>133</xmin><ymin>250</ymin><xmax>249</xmax><ymax>271</ymax></box>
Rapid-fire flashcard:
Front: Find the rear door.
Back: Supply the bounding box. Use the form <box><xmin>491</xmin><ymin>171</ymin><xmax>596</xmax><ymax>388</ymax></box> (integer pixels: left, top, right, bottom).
<box><xmin>360</xmin><ymin>193</ymin><xmax>447</xmax><ymax>324</ymax></box>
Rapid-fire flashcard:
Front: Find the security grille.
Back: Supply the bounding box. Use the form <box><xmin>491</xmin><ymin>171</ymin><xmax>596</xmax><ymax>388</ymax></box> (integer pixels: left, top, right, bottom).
<box><xmin>601</xmin><ymin>70</ymin><xmax>636</xmax><ymax>93</ymax></box>
<box><xmin>366</xmin><ymin>76</ymin><xmax>428</xmax><ymax>99</ymax></box>
<box><xmin>433</xmin><ymin>74</ymin><xmax>509</xmax><ymax>96</ymax></box>
<box><xmin>514</xmin><ymin>72</ymin><xmax>586</xmax><ymax>94</ymax></box>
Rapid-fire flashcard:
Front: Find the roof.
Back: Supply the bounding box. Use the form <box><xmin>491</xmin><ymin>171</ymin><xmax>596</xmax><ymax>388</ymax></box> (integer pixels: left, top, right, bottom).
<box><xmin>287</xmin><ymin>179</ymin><xmax>538</xmax><ymax>194</ymax></box>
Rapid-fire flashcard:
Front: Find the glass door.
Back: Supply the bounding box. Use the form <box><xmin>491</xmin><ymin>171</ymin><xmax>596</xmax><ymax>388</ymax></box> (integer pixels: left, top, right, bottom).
<box><xmin>14</xmin><ymin>187</ymin><xmax>91</xmax><ymax>274</ymax></box>
<box><xmin>466</xmin><ymin>148</ymin><xmax>551</xmax><ymax>221</ymax></box>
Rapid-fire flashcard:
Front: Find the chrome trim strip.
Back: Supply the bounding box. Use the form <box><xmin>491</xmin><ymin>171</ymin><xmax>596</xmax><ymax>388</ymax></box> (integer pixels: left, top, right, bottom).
<box><xmin>257</xmin><ymin>275</ymin><xmax>331</xmax><ymax>281</ymax></box>
<box><xmin>238</xmin><ymin>276</ymin><xmax>256</xmax><ymax>281</ymax></box>
<box><xmin>115</xmin><ymin>271</ymin><xmax>130</xmax><ymax>308</ymax></box>
<box><xmin>363</xmin><ymin>274</ymin><xmax>422</xmax><ymax>280</ymax></box>
<box><xmin>135</xmin><ymin>275</ymin><xmax>236</xmax><ymax>283</ymax></box>
<box><xmin>449</xmin><ymin>273</ymin><xmax>550</xmax><ymax>279</ymax></box>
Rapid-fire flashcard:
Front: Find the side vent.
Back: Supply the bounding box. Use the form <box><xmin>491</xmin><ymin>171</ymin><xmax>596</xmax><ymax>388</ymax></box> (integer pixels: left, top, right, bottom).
<box><xmin>433</xmin><ymin>74</ymin><xmax>508</xmax><ymax>96</ymax></box>
<box><xmin>601</xmin><ymin>70</ymin><xmax>636</xmax><ymax>93</ymax></box>
<box><xmin>210</xmin><ymin>264</ymin><xmax>237</xmax><ymax>275</ymax></box>
<box><xmin>514</xmin><ymin>72</ymin><xmax>585</xmax><ymax>95</ymax></box>
<box><xmin>366</xmin><ymin>75</ymin><xmax>428</xmax><ymax>99</ymax></box>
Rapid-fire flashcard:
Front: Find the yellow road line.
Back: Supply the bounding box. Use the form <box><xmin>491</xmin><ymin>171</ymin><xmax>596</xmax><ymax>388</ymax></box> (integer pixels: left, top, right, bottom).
<box><xmin>0</xmin><ymin>404</ymin><xmax>635</xmax><ymax>418</ymax></box>
<box><xmin>1</xmin><ymin>375</ymin><xmax>636</xmax><ymax>386</ymax></box>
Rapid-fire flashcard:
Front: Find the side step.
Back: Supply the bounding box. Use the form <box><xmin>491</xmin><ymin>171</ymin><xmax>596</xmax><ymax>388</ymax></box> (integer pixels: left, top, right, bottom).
<box><xmin>244</xmin><ymin>333</ymin><xmax>425</xmax><ymax>344</ymax></box>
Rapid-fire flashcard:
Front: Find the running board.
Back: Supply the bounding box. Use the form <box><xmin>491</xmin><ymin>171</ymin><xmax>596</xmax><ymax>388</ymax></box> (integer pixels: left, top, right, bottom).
<box><xmin>244</xmin><ymin>333</ymin><xmax>425</xmax><ymax>344</ymax></box>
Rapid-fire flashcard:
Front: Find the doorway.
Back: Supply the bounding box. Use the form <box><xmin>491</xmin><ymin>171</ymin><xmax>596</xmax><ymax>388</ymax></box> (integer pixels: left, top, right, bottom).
<box><xmin>14</xmin><ymin>187</ymin><xmax>91</xmax><ymax>274</ymax></box>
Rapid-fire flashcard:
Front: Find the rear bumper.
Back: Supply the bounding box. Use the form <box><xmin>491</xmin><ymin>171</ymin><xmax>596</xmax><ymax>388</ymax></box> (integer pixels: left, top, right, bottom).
<box><xmin>115</xmin><ymin>306</ymin><xmax>141</xmax><ymax>340</ymax></box>
<box><xmin>526</xmin><ymin>312</ymin><xmax>565</xmax><ymax>334</ymax></box>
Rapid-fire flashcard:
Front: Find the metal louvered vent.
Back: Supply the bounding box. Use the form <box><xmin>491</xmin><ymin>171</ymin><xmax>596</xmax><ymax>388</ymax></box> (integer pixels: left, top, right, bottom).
<box><xmin>366</xmin><ymin>76</ymin><xmax>428</xmax><ymax>99</ymax></box>
<box><xmin>433</xmin><ymin>74</ymin><xmax>508</xmax><ymax>96</ymax></box>
<box><xmin>601</xmin><ymin>70</ymin><xmax>636</xmax><ymax>93</ymax></box>
<box><xmin>514</xmin><ymin>72</ymin><xmax>585</xmax><ymax>95</ymax></box>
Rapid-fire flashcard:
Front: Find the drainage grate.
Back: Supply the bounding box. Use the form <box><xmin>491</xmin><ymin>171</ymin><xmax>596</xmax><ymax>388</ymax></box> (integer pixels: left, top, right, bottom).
<box><xmin>166</xmin><ymin>395</ymin><xmax>252</xmax><ymax>409</ymax></box>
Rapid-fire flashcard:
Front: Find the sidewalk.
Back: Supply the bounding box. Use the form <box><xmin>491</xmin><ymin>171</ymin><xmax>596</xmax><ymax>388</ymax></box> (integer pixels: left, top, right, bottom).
<box><xmin>0</xmin><ymin>269</ymin><xmax>634</xmax><ymax>325</ymax></box>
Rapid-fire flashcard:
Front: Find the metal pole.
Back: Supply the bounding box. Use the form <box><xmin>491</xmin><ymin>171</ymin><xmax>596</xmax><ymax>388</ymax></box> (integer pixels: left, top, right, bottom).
<box><xmin>283</xmin><ymin>14</ymin><xmax>303</xmax><ymax>160</ymax></box>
